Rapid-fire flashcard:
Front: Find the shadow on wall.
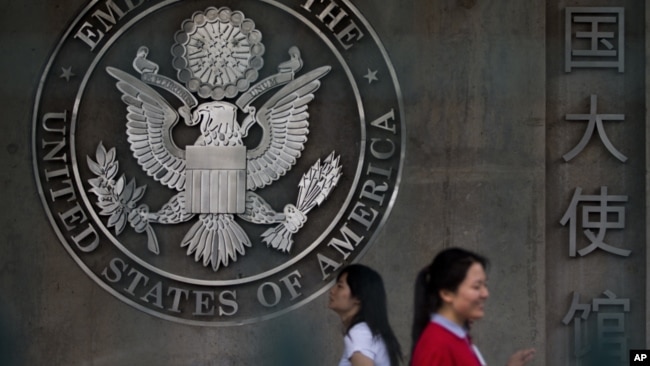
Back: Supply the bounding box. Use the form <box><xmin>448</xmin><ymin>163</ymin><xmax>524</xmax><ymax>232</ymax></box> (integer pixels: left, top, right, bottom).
<box><xmin>0</xmin><ymin>301</ymin><xmax>21</xmax><ymax>366</ymax></box>
<box><xmin>259</xmin><ymin>315</ymin><xmax>320</xmax><ymax>366</ymax></box>
<box><xmin>579</xmin><ymin>340</ymin><xmax>631</xmax><ymax>366</ymax></box>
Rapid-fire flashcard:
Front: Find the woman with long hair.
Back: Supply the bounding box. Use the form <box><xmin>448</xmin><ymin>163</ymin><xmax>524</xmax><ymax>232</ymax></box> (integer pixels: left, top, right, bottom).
<box><xmin>411</xmin><ymin>247</ymin><xmax>535</xmax><ymax>366</ymax></box>
<box><xmin>329</xmin><ymin>264</ymin><xmax>403</xmax><ymax>366</ymax></box>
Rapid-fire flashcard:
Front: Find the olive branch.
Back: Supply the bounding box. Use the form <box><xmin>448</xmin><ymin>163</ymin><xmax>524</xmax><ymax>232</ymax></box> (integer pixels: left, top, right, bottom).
<box><xmin>86</xmin><ymin>142</ymin><xmax>160</xmax><ymax>254</ymax></box>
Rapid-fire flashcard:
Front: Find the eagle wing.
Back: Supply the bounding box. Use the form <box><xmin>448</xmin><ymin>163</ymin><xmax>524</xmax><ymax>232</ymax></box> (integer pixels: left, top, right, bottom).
<box><xmin>246</xmin><ymin>66</ymin><xmax>331</xmax><ymax>191</ymax></box>
<box><xmin>106</xmin><ymin>67</ymin><xmax>186</xmax><ymax>191</ymax></box>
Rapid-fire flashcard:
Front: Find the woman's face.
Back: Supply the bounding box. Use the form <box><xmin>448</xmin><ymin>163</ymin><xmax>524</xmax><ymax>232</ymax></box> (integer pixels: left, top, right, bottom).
<box><xmin>328</xmin><ymin>272</ymin><xmax>359</xmax><ymax>317</ymax></box>
<box><xmin>441</xmin><ymin>262</ymin><xmax>489</xmax><ymax>324</ymax></box>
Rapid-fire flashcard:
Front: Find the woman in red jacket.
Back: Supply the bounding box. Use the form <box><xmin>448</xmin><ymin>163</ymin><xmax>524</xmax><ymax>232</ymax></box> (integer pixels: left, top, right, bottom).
<box><xmin>410</xmin><ymin>247</ymin><xmax>535</xmax><ymax>366</ymax></box>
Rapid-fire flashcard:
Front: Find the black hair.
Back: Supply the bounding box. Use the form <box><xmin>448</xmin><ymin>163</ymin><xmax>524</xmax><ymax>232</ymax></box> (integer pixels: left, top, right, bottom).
<box><xmin>338</xmin><ymin>264</ymin><xmax>403</xmax><ymax>366</ymax></box>
<box><xmin>410</xmin><ymin>247</ymin><xmax>488</xmax><ymax>348</ymax></box>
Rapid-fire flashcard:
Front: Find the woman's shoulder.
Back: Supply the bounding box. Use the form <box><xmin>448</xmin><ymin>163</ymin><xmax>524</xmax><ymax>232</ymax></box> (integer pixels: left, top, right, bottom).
<box><xmin>346</xmin><ymin>322</ymin><xmax>385</xmax><ymax>347</ymax></box>
<box><xmin>412</xmin><ymin>322</ymin><xmax>467</xmax><ymax>365</ymax></box>
<box><xmin>347</xmin><ymin>322</ymin><xmax>373</xmax><ymax>338</ymax></box>
<box><xmin>344</xmin><ymin>322</ymin><xmax>390</xmax><ymax>365</ymax></box>
<box><xmin>419</xmin><ymin>321</ymin><xmax>463</xmax><ymax>343</ymax></box>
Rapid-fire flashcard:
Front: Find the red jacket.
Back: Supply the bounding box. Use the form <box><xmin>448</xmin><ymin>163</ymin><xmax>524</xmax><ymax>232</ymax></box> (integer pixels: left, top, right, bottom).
<box><xmin>412</xmin><ymin>321</ymin><xmax>482</xmax><ymax>366</ymax></box>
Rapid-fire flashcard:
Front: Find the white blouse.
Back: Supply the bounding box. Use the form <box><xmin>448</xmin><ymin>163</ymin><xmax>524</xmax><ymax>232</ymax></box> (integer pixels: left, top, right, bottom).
<box><xmin>338</xmin><ymin>322</ymin><xmax>391</xmax><ymax>366</ymax></box>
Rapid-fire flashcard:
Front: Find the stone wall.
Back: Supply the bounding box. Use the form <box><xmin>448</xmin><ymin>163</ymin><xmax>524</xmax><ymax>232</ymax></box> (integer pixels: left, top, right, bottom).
<box><xmin>0</xmin><ymin>0</ymin><xmax>645</xmax><ymax>365</ymax></box>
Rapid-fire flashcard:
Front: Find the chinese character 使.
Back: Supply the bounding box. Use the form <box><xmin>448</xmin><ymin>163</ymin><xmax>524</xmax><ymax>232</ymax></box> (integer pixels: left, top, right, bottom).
<box><xmin>560</xmin><ymin>186</ymin><xmax>630</xmax><ymax>257</ymax></box>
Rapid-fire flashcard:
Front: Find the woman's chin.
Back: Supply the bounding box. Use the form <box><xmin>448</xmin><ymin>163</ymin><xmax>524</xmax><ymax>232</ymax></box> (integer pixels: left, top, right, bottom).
<box><xmin>470</xmin><ymin>311</ymin><xmax>485</xmax><ymax>321</ymax></box>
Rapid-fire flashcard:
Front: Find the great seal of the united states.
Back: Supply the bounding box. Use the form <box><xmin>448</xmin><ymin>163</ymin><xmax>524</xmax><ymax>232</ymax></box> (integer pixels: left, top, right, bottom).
<box><xmin>32</xmin><ymin>0</ymin><xmax>405</xmax><ymax>326</ymax></box>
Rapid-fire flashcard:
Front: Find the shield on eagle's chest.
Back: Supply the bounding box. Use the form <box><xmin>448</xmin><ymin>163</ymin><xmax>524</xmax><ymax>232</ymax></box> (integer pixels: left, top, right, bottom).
<box><xmin>185</xmin><ymin>144</ymin><xmax>247</xmax><ymax>214</ymax></box>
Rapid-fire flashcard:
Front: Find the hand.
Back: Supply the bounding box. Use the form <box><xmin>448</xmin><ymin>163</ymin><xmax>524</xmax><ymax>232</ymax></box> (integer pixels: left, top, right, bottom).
<box><xmin>506</xmin><ymin>348</ymin><xmax>536</xmax><ymax>366</ymax></box>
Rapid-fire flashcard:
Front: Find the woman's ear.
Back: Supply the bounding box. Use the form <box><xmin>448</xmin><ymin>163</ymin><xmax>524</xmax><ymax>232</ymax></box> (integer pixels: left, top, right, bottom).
<box><xmin>439</xmin><ymin>288</ymin><xmax>455</xmax><ymax>303</ymax></box>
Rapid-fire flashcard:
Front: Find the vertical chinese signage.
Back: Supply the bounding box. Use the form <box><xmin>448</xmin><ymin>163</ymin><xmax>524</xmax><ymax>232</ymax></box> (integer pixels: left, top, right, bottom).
<box><xmin>547</xmin><ymin>2</ymin><xmax>645</xmax><ymax>365</ymax></box>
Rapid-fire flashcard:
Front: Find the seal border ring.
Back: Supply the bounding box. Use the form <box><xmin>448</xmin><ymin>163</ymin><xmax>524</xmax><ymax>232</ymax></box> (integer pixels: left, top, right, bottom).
<box><xmin>32</xmin><ymin>0</ymin><xmax>406</xmax><ymax>326</ymax></box>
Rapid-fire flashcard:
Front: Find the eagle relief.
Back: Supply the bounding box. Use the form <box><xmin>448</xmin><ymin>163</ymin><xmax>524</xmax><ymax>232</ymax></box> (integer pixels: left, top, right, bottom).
<box><xmin>33</xmin><ymin>0</ymin><xmax>404</xmax><ymax>325</ymax></box>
